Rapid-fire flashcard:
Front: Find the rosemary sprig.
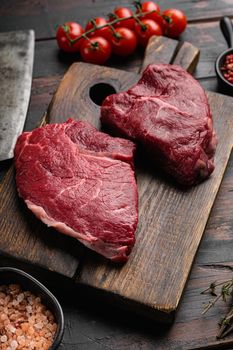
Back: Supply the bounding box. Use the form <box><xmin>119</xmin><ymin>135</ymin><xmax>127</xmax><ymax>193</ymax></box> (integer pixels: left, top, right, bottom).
<box><xmin>201</xmin><ymin>278</ymin><xmax>233</xmax><ymax>339</ymax></box>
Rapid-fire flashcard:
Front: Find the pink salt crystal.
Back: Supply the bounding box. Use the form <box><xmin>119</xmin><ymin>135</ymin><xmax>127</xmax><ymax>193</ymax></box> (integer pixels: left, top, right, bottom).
<box><xmin>5</xmin><ymin>295</ymin><xmax>10</xmax><ymax>304</ymax></box>
<box><xmin>10</xmin><ymin>340</ymin><xmax>18</xmax><ymax>348</ymax></box>
<box><xmin>6</xmin><ymin>324</ymin><xmax>16</xmax><ymax>333</ymax></box>
<box><xmin>27</xmin><ymin>326</ymin><xmax>34</xmax><ymax>335</ymax></box>
<box><xmin>34</xmin><ymin>322</ymin><xmax>43</xmax><ymax>330</ymax></box>
<box><xmin>1</xmin><ymin>313</ymin><xmax>7</xmax><ymax>320</ymax></box>
<box><xmin>9</xmin><ymin>285</ymin><xmax>20</xmax><ymax>292</ymax></box>
<box><xmin>28</xmin><ymin>316</ymin><xmax>35</xmax><ymax>324</ymax></box>
<box><xmin>44</xmin><ymin>331</ymin><xmax>52</xmax><ymax>339</ymax></box>
<box><xmin>17</xmin><ymin>294</ymin><xmax>24</xmax><ymax>303</ymax></box>
<box><xmin>15</xmin><ymin>328</ymin><xmax>23</xmax><ymax>336</ymax></box>
<box><xmin>25</xmin><ymin>305</ymin><xmax>32</xmax><ymax>314</ymax></box>
<box><xmin>0</xmin><ymin>284</ymin><xmax>57</xmax><ymax>350</ymax></box>
<box><xmin>1</xmin><ymin>335</ymin><xmax>8</xmax><ymax>342</ymax></box>
<box><xmin>28</xmin><ymin>297</ymin><xmax>34</xmax><ymax>305</ymax></box>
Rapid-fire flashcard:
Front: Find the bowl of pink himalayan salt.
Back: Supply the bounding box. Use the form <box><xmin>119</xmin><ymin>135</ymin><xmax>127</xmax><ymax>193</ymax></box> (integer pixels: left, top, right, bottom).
<box><xmin>0</xmin><ymin>267</ymin><xmax>64</xmax><ymax>350</ymax></box>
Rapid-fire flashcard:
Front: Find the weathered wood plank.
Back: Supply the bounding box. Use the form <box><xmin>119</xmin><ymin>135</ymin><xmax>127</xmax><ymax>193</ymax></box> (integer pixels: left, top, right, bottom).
<box><xmin>45</xmin><ymin>42</ymin><xmax>231</xmax><ymax>323</ymax></box>
<box><xmin>0</xmin><ymin>165</ymin><xmax>82</xmax><ymax>277</ymax></box>
<box><xmin>0</xmin><ymin>0</ymin><xmax>232</xmax><ymax>39</ymax></box>
<box><xmin>48</xmin><ymin>64</ymin><xmax>139</xmax><ymax>127</ymax></box>
<box><xmin>199</xmin><ymin>77</ymin><xmax>219</xmax><ymax>92</ymax></box>
<box><xmin>0</xmin><ymin>75</ymin><xmax>61</xmax><ymax>182</ymax></box>
<box><xmin>0</xmin><ymin>74</ymin><xmax>81</xmax><ymax>277</ymax></box>
<box><xmin>2</xmin><ymin>249</ymin><xmax>233</xmax><ymax>349</ymax></box>
<box><xmin>25</xmin><ymin>75</ymin><xmax>62</xmax><ymax>131</ymax></box>
<box><xmin>77</xmin><ymin>90</ymin><xmax>233</xmax><ymax>322</ymax></box>
<box><xmin>182</xmin><ymin>21</ymin><xmax>227</xmax><ymax>79</ymax></box>
<box><xmin>29</xmin><ymin>20</ymin><xmax>225</xmax><ymax>81</ymax></box>
<box><xmin>1</xmin><ymin>0</ymin><xmax>233</xmax><ymax>348</ymax></box>
<box><xmin>141</xmin><ymin>36</ymin><xmax>179</xmax><ymax>71</ymax></box>
<box><xmin>172</xmin><ymin>41</ymin><xmax>200</xmax><ymax>73</ymax></box>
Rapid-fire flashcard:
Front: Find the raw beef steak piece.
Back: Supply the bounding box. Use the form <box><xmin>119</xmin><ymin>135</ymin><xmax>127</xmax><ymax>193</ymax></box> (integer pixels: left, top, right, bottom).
<box><xmin>14</xmin><ymin>119</ymin><xmax>138</xmax><ymax>262</ymax></box>
<box><xmin>101</xmin><ymin>64</ymin><xmax>217</xmax><ymax>186</ymax></box>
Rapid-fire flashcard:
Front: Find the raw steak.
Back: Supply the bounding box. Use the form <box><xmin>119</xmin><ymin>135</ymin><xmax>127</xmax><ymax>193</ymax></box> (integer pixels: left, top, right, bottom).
<box><xmin>101</xmin><ymin>64</ymin><xmax>217</xmax><ymax>186</ymax></box>
<box><xmin>14</xmin><ymin>119</ymin><xmax>138</xmax><ymax>262</ymax></box>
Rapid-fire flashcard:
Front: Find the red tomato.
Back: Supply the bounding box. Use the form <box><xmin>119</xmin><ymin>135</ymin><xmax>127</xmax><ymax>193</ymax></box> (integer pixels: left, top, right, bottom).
<box><xmin>136</xmin><ymin>2</ymin><xmax>163</xmax><ymax>28</ymax></box>
<box><xmin>162</xmin><ymin>8</ymin><xmax>187</xmax><ymax>38</ymax></box>
<box><xmin>110</xmin><ymin>27</ymin><xmax>137</xmax><ymax>56</ymax></box>
<box><xmin>85</xmin><ymin>17</ymin><xmax>112</xmax><ymax>41</ymax></box>
<box><xmin>134</xmin><ymin>19</ymin><xmax>162</xmax><ymax>47</ymax></box>
<box><xmin>109</xmin><ymin>7</ymin><xmax>135</xmax><ymax>29</ymax></box>
<box><xmin>56</xmin><ymin>22</ymin><xmax>84</xmax><ymax>53</ymax></box>
<box><xmin>80</xmin><ymin>36</ymin><xmax>112</xmax><ymax>64</ymax></box>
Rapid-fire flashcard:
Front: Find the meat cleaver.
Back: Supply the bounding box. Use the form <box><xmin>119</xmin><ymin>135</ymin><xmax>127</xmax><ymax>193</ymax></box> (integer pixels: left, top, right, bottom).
<box><xmin>0</xmin><ymin>30</ymin><xmax>34</xmax><ymax>161</ymax></box>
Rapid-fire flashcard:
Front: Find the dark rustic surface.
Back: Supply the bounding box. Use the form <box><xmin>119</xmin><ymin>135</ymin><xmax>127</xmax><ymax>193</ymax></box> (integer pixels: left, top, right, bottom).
<box><xmin>0</xmin><ymin>36</ymin><xmax>204</xmax><ymax>322</ymax></box>
<box><xmin>1</xmin><ymin>1</ymin><xmax>233</xmax><ymax>349</ymax></box>
<box><xmin>46</xmin><ymin>58</ymin><xmax>233</xmax><ymax>324</ymax></box>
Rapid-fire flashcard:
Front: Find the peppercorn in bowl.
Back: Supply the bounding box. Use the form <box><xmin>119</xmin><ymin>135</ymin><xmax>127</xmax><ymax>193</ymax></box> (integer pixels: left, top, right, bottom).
<box><xmin>215</xmin><ymin>16</ymin><xmax>233</xmax><ymax>94</ymax></box>
<box><xmin>215</xmin><ymin>48</ymin><xmax>233</xmax><ymax>94</ymax></box>
<box><xmin>0</xmin><ymin>267</ymin><xmax>64</xmax><ymax>350</ymax></box>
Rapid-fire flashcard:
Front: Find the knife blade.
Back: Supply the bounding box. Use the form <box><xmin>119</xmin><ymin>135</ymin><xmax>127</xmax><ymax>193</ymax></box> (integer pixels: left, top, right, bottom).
<box><xmin>0</xmin><ymin>30</ymin><xmax>34</xmax><ymax>161</ymax></box>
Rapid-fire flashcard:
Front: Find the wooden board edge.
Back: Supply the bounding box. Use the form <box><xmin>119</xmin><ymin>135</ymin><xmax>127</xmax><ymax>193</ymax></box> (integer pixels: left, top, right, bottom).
<box><xmin>75</xmin><ymin>147</ymin><xmax>233</xmax><ymax>323</ymax></box>
<box><xmin>141</xmin><ymin>35</ymin><xmax>180</xmax><ymax>72</ymax></box>
<box><xmin>141</xmin><ymin>36</ymin><xmax>200</xmax><ymax>74</ymax></box>
<box><xmin>76</xmin><ymin>281</ymin><xmax>176</xmax><ymax>324</ymax></box>
<box><xmin>0</xmin><ymin>161</ymin><xmax>81</xmax><ymax>279</ymax></box>
<box><xmin>172</xmin><ymin>41</ymin><xmax>200</xmax><ymax>73</ymax></box>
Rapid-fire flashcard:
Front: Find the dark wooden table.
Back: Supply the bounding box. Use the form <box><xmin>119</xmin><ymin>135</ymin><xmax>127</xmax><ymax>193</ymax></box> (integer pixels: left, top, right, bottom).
<box><xmin>1</xmin><ymin>1</ymin><xmax>233</xmax><ymax>349</ymax></box>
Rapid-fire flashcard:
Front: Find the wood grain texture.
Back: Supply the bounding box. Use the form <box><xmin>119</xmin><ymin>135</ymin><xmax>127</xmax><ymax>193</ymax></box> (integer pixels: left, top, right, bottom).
<box><xmin>0</xmin><ymin>0</ymin><xmax>232</xmax><ymax>39</ymax></box>
<box><xmin>76</xmin><ymin>90</ymin><xmax>233</xmax><ymax>322</ymax></box>
<box><xmin>1</xmin><ymin>35</ymin><xmax>191</xmax><ymax>279</ymax></box>
<box><xmin>0</xmin><ymin>166</ymin><xmax>82</xmax><ymax>277</ymax></box>
<box><xmin>141</xmin><ymin>36</ymin><xmax>179</xmax><ymax>72</ymax></box>
<box><xmin>45</xmin><ymin>43</ymin><xmax>232</xmax><ymax>321</ymax></box>
<box><xmin>142</xmin><ymin>38</ymin><xmax>200</xmax><ymax>74</ymax></box>
<box><xmin>48</xmin><ymin>64</ymin><xmax>139</xmax><ymax>128</ymax></box>
<box><xmin>2</xmin><ymin>249</ymin><xmax>233</xmax><ymax>349</ymax></box>
<box><xmin>172</xmin><ymin>41</ymin><xmax>200</xmax><ymax>73</ymax></box>
<box><xmin>2</xmin><ymin>1</ymin><xmax>233</xmax><ymax>348</ymax></box>
<box><xmin>30</xmin><ymin>20</ymin><xmax>226</xmax><ymax>83</ymax></box>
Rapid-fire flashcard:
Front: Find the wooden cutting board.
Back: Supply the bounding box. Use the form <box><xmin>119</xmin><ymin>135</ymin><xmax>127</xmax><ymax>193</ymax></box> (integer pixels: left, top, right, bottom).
<box><xmin>1</xmin><ymin>36</ymin><xmax>233</xmax><ymax>322</ymax></box>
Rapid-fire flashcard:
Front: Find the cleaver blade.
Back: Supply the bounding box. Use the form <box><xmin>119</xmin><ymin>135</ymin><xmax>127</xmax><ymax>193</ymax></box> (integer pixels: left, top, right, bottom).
<box><xmin>0</xmin><ymin>30</ymin><xmax>34</xmax><ymax>161</ymax></box>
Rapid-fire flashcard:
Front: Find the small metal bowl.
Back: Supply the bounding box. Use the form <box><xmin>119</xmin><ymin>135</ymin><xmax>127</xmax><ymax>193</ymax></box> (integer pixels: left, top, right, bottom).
<box><xmin>215</xmin><ymin>17</ymin><xmax>233</xmax><ymax>95</ymax></box>
<box><xmin>215</xmin><ymin>48</ymin><xmax>233</xmax><ymax>92</ymax></box>
<box><xmin>0</xmin><ymin>267</ymin><xmax>64</xmax><ymax>350</ymax></box>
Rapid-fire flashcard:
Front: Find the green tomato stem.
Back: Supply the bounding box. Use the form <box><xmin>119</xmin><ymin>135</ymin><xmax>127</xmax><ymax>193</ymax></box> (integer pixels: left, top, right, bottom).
<box><xmin>68</xmin><ymin>9</ymin><xmax>162</xmax><ymax>45</ymax></box>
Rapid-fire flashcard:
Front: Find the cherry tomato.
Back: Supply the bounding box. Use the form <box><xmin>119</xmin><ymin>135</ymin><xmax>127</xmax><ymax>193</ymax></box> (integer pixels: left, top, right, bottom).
<box><xmin>162</xmin><ymin>8</ymin><xmax>187</xmax><ymax>38</ymax></box>
<box><xmin>109</xmin><ymin>7</ymin><xmax>135</xmax><ymax>29</ymax></box>
<box><xmin>56</xmin><ymin>22</ymin><xmax>84</xmax><ymax>53</ymax></box>
<box><xmin>136</xmin><ymin>2</ymin><xmax>163</xmax><ymax>28</ymax></box>
<box><xmin>110</xmin><ymin>27</ymin><xmax>137</xmax><ymax>56</ymax></box>
<box><xmin>85</xmin><ymin>17</ymin><xmax>112</xmax><ymax>41</ymax></box>
<box><xmin>134</xmin><ymin>19</ymin><xmax>162</xmax><ymax>47</ymax></box>
<box><xmin>80</xmin><ymin>36</ymin><xmax>112</xmax><ymax>64</ymax></box>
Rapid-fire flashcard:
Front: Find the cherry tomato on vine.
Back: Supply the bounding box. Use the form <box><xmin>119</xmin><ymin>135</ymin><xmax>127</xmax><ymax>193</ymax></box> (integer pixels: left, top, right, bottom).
<box><xmin>162</xmin><ymin>8</ymin><xmax>187</xmax><ymax>38</ymax></box>
<box><xmin>136</xmin><ymin>2</ymin><xmax>163</xmax><ymax>28</ymax></box>
<box><xmin>109</xmin><ymin>7</ymin><xmax>135</xmax><ymax>29</ymax></box>
<box><xmin>56</xmin><ymin>22</ymin><xmax>84</xmax><ymax>53</ymax></box>
<box><xmin>85</xmin><ymin>17</ymin><xmax>112</xmax><ymax>41</ymax></box>
<box><xmin>80</xmin><ymin>36</ymin><xmax>112</xmax><ymax>64</ymax></box>
<box><xmin>134</xmin><ymin>19</ymin><xmax>162</xmax><ymax>47</ymax></box>
<box><xmin>110</xmin><ymin>27</ymin><xmax>137</xmax><ymax>56</ymax></box>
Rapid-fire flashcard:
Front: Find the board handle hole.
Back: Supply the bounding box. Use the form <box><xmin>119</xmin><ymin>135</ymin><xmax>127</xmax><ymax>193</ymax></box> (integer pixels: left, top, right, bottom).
<box><xmin>89</xmin><ymin>83</ymin><xmax>116</xmax><ymax>106</ymax></box>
